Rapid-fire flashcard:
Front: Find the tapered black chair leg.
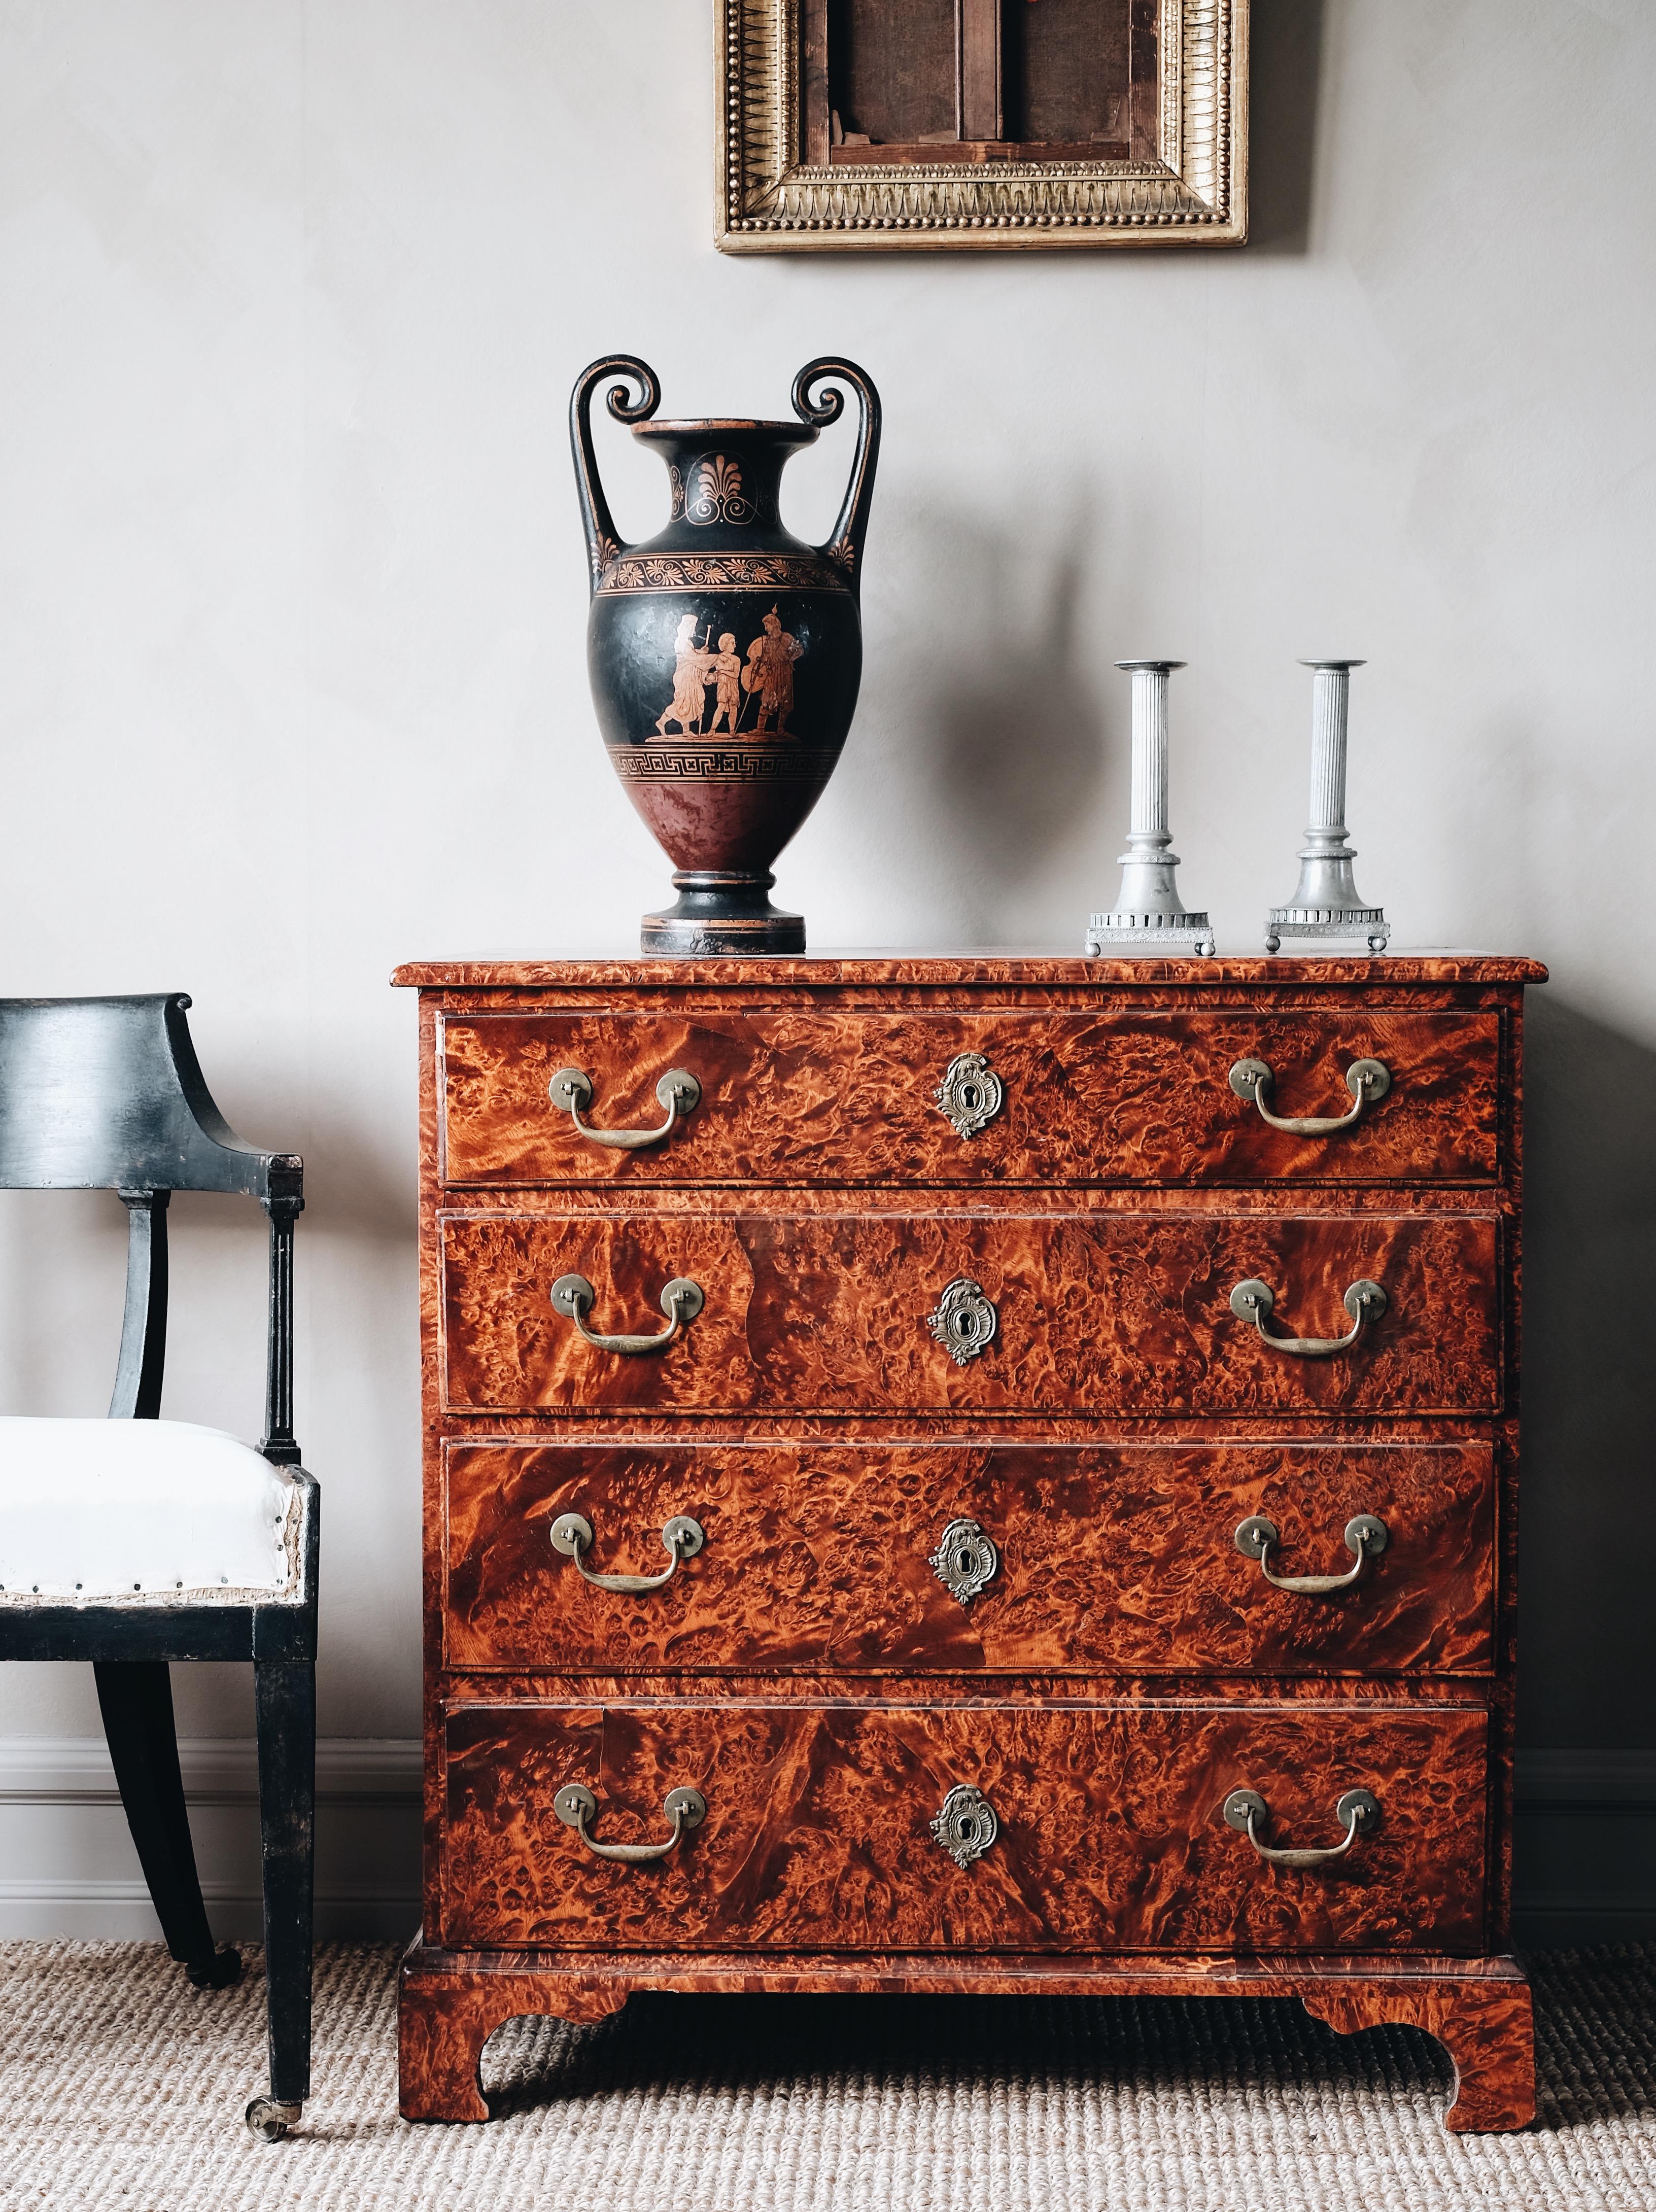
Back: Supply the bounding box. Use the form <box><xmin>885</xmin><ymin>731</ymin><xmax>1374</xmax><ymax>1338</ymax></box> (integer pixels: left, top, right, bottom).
<box><xmin>246</xmin><ymin>1656</ymin><xmax>315</xmax><ymax>2142</ymax></box>
<box><xmin>93</xmin><ymin>1660</ymin><xmax>241</xmax><ymax>1989</ymax></box>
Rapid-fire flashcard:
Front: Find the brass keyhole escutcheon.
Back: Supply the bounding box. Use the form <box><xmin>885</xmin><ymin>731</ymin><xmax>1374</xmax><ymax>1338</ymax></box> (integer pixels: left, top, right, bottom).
<box><xmin>928</xmin><ymin>1518</ymin><xmax>999</xmax><ymax>1605</ymax></box>
<box><xmin>934</xmin><ymin>1052</ymin><xmax>1005</xmax><ymax>1139</ymax></box>
<box><xmin>926</xmin><ymin>1277</ymin><xmax>998</xmax><ymax>1367</ymax></box>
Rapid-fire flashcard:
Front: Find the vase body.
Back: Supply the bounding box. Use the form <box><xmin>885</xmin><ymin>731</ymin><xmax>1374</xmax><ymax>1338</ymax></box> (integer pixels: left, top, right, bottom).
<box><xmin>572</xmin><ymin>358</ymin><xmax>880</xmax><ymax>955</ymax></box>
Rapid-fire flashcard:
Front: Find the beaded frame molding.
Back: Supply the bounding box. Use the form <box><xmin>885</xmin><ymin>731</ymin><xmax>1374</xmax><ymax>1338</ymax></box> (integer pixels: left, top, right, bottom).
<box><xmin>715</xmin><ymin>0</ymin><xmax>1248</xmax><ymax>254</ymax></box>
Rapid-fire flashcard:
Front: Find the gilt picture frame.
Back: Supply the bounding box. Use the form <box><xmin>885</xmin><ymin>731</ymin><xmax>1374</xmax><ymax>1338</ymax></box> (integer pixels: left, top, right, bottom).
<box><xmin>715</xmin><ymin>0</ymin><xmax>1248</xmax><ymax>254</ymax></box>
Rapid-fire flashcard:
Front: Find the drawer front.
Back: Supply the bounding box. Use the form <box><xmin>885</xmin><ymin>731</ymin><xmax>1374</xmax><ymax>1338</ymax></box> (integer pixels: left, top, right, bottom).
<box><xmin>440</xmin><ymin>1210</ymin><xmax>1501</xmax><ymax>1415</ymax></box>
<box><xmin>444</xmin><ymin>1441</ymin><xmax>1496</xmax><ymax>1677</ymax></box>
<box><xmin>440</xmin><ymin>1009</ymin><xmax>1500</xmax><ymax>1187</ymax></box>
<box><xmin>441</xmin><ymin>1698</ymin><xmax>1489</xmax><ymax>1954</ymax></box>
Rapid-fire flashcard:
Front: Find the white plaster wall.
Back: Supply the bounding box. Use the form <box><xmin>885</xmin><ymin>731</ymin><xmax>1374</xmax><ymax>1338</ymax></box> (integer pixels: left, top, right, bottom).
<box><xmin>0</xmin><ymin>0</ymin><xmax>1652</xmax><ymax>1791</ymax></box>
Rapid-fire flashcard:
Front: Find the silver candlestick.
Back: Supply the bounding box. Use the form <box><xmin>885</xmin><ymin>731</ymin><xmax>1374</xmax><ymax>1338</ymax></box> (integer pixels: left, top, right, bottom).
<box><xmin>1264</xmin><ymin>660</ymin><xmax>1390</xmax><ymax>954</ymax></box>
<box><xmin>1084</xmin><ymin>660</ymin><xmax>1215</xmax><ymax>957</ymax></box>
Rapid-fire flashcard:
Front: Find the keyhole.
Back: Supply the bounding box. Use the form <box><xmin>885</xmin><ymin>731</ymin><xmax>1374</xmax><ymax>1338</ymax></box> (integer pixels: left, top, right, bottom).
<box><xmin>960</xmin><ymin>1083</ymin><xmax>980</xmax><ymax>1113</ymax></box>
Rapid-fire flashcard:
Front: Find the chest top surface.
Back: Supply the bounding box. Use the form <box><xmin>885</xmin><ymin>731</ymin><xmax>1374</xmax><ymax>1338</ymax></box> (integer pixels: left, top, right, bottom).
<box><xmin>393</xmin><ymin>953</ymin><xmax>1547</xmax><ymax>990</ymax></box>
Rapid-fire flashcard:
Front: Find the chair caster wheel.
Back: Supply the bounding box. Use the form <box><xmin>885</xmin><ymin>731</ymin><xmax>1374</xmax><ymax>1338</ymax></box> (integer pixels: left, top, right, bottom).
<box><xmin>245</xmin><ymin>2096</ymin><xmax>303</xmax><ymax>2142</ymax></box>
<box><xmin>188</xmin><ymin>1945</ymin><xmax>243</xmax><ymax>1990</ymax></box>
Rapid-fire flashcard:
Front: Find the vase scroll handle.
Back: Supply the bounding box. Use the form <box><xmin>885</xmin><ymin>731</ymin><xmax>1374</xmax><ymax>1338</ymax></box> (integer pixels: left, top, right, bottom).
<box><xmin>792</xmin><ymin>357</ymin><xmax>881</xmax><ymax>598</ymax></box>
<box><xmin>569</xmin><ymin>354</ymin><xmax>660</xmax><ymax>590</ymax></box>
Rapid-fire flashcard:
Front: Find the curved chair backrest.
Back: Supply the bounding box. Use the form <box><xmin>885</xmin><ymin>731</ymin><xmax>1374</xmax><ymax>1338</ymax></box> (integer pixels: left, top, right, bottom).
<box><xmin>0</xmin><ymin>994</ymin><xmax>295</xmax><ymax>1197</ymax></box>
<box><xmin>0</xmin><ymin>995</ymin><xmax>303</xmax><ymax>1458</ymax></box>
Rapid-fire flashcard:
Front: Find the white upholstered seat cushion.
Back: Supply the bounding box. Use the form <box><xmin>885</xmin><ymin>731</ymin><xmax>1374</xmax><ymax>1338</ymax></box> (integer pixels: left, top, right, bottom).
<box><xmin>0</xmin><ymin>1418</ymin><xmax>296</xmax><ymax>1602</ymax></box>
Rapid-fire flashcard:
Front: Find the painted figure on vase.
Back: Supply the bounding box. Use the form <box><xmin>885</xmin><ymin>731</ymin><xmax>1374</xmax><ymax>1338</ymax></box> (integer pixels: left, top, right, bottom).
<box><xmin>742</xmin><ymin>608</ymin><xmax>803</xmax><ymax>735</ymax></box>
<box><xmin>706</xmin><ymin>632</ymin><xmax>743</xmax><ymax>734</ymax></box>
<box><xmin>655</xmin><ymin>614</ymin><xmax>715</xmax><ymax>736</ymax></box>
<box><xmin>652</xmin><ymin>609</ymin><xmax>805</xmax><ymax>740</ymax></box>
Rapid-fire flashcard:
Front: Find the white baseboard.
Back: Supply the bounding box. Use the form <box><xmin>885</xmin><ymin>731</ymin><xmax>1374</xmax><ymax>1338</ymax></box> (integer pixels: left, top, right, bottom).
<box><xmin>0</xmin><ymin>1736</ymin><xmax>420</xmax><ymax>1942</ymax></box>
<box><xmin>0</xmin><ymin>1737</ymin><xmax>1650</xmax><ymax>1947</ymax></box>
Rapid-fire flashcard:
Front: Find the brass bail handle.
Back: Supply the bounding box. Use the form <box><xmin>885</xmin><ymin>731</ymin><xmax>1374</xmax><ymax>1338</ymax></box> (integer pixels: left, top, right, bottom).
<box><xmin>1223</xmin><ymin>1786</ymin><xmax>1381</xmax><ymax>1870</ymax></box>
<box><xmin>550</xmin><ymin>1510</ymin><xmax>705</xmax><ymax>1593</ymax></box>
<box><xmin>1234</xmin><ymin>1513</ymin><xmax>1389</xmax><ymax>1595</ymax></box>
<box><xmin>549</xmin><ymin>1066</ymin><xmax>702</xmax><ymax>1150</ymax></box>
<box><xmin>554</xmin><ymin>1782</ymin><xmax>707</xmax><ymax>1864</ymax></box>
<box><xmin>1229</xmin><ymin>1276</ymin><xmax>1387</xmax><ymax>1357</ymax></box>
<box><xmin>551</xmin><ymin>1272</ymin><xmax>704</xmax><ymax>1355</ymax></box>
<box><xmin>1229</xmin><ymin>1056</ymin><xmax>1391</xmax><ymax>1136</ymax></box>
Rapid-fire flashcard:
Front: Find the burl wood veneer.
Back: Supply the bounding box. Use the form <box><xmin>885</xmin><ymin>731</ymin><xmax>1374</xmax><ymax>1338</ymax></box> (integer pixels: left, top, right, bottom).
<box><xmin>395</xmin><ymin>954</ymin><xmax>1543</xmax><ymax>2134</ymax></box>
<box><xmin>441</xmin><ymin>1697</ymin><xmax>1489</xmax><ymax>1955</ymax></box>
<box><xmin>439</xmin><ymin>1207</ymin><xmax>1501</xmax><ymax>1418</ymax></box>
<box><xmin>444</xmin><ymin>1441</ymin><xmax>1495</xmax><ymax>1677</ymax></box>
<box><xmin>441</xmin><ymin>1008</ymin><xmax>1501</xmax><ymax>1187</ymax></box>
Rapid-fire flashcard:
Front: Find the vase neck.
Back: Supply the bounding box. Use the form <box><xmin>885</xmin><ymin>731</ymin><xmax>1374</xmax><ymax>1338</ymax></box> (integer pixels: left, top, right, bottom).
<box><xmin>633</xmin><ymin>421</ymin><xmax>815</xmax><ymax>539</ymax></box>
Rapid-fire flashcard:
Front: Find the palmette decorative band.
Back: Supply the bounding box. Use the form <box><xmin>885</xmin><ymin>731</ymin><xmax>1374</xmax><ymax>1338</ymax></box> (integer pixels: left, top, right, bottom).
<box><xmin>596</xmin><ymin>551</ymin><xmax>851</xmax><ymax>595</ymax></box>
<box><xmin>608</xmin><ymin>743</ymin><xmax>843</xmax><ymax>782</ymax></box>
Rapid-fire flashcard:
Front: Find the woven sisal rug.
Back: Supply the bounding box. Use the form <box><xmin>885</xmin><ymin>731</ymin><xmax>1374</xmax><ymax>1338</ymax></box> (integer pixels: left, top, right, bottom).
<box><xmin>0</xmin><ymin>1942</ymin><xmax>1650</xmax><ymax>2209</ymax></box>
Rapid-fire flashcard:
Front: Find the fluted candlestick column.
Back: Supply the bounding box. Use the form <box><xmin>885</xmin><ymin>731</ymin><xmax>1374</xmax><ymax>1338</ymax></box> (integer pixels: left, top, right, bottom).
<box><xmin>1085</xmin><ymin>661</ymin><xmax>1215</xmax><ymax>957</ymax></box>
<box><xmin>1264</xmin><ymin>660</ymin><xmax>1389</xmax><ymax>953</ymax></box>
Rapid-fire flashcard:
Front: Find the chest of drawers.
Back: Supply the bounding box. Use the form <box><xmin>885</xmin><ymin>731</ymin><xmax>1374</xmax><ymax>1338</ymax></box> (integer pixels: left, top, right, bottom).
<box><xmin>394</xmin><ymin>954</ymin><xmax>1543</xmax><ymax>2132</ymax></box>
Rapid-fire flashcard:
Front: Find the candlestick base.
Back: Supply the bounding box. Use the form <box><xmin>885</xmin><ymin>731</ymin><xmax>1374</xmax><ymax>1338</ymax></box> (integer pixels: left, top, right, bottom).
<box><xmin>1264</xmin><ymin>905</ymin><xmax>1389</xmax><ymax>955</ymax></box>
<box><xmin>1086</xmin><ymin>910</ymin><xmax>1217</xmax><ymax>957</ymax></box>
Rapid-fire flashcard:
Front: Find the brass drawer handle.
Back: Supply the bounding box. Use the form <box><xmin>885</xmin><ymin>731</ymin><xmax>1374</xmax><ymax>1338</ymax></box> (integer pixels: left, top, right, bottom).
<box><xmin>550</xmin><ymin>1510</ymin><xmax>705</xmax><ymax>1593</ymax></box>
<box><xmin>1228</xmin><ymin>1056</ymin><xmax>1390</xmax><ymax>1135</ymax></box>
<box><xmin>1234</xmin><ymin>1512</ymin><xmax>1389</xmax><ymax>1594</ymax></box>
<box><xmin>1229</xmin><ymin>1276</ymin><xmax>1386</xmax><ymax>1357</ymax></box>
<box><xmin>1223</xmin><ymin>1786</ymin><xmax>1379</xmax><ymax>1869</ymax></box>
<box><xmin>551</xmin><ymin>1272</ymin><xmax>704</xmax><ymax>1354</ymax></box>
<box><xmin>548</xmin><ymin>1065</ymin><xmax>701</xmax><ymax>1150</ymax></box>
<box><xmin>554</xmin><ymin>1782</ymin><xmax>706</xmax><ymax>1863</ymax></box>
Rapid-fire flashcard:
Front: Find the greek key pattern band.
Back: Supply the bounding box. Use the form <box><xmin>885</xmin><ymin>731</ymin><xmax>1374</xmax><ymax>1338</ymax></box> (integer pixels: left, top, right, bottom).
<box><xmin>609</xmin><ymin>743</ymin><xmax>842</xmax><ymax>782</ymax></box>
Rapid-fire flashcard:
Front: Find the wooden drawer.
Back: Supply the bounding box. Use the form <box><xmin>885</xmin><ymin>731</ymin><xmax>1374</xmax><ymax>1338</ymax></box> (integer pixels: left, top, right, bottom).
<box><xmin>440</xmin><ymin>1697</ymin><xmax>1489</xmax><ymax>1954</ymax></box>
<box><xmin>439</xmin><ymin>1009</ymin><xmax>1501</xmax><ymax>1188</ymax></box>
<box><xmin>439</xmin><ymin>1209</ymin><xmax>1501</xmax><ymax>1416</ymax></box>
<box><xmin>444</xmin><ymin>1441</ymin><xmax>1496</xmax><ymax>1677</ymax></box>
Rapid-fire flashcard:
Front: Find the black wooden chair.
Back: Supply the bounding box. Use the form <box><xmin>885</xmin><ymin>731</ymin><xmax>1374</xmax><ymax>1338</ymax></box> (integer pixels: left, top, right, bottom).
<box><xmin>0</xmin><ymin>995</ymin><xmax>319</xmax><ymax>2140</ymax></box>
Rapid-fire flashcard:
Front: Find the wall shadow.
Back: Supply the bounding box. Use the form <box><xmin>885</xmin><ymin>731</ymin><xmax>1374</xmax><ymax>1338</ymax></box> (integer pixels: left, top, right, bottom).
<box><xmin>1247</xmin><ymin>0</ymin><xmax>1327</xmax><ymax>256</ymax></box>
<box><xmin>871</xmin><ymin>505</ymin><xmax>1110</xmax><ymax>939</ymax></box>
<box><xmin>1518</xmin><ymin>993</ymin><xmax>1656</xmax><ymax>1748</ymax></box>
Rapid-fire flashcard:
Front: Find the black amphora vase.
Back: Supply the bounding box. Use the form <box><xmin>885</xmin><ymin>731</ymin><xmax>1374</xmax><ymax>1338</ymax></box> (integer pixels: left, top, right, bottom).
<box><xmin>571</xmin><ymin>355</ymin><xmax>880</xmax><ymax>954</ymax></box>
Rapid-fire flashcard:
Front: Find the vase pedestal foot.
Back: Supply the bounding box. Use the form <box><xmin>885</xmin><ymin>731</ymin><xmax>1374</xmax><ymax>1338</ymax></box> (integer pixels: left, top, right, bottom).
<box><xmin>642</xmin><ymin>871</ymin><xmax>804</xmax><ymax>957</ymax></box>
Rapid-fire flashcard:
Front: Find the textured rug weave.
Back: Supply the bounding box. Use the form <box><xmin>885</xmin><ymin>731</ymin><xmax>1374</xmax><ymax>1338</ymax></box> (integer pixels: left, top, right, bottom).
<box><xmin>0</xmin><ymin>1943</ymin><xmax>1651</xmax><ymax>2210</ymax></box>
